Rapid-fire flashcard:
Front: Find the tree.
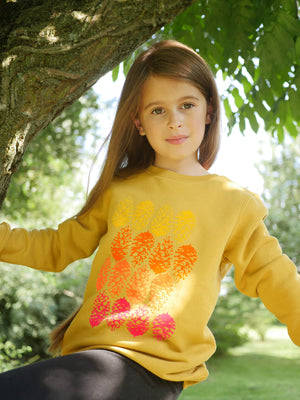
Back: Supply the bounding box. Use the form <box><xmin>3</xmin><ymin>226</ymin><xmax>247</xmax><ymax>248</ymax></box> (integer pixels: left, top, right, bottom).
<box><xmin>1</xmin><ymin>88</ymin><xmax>101</xmax><ymax>224</ymax></box>
<box><xmin>258</xmin><ymin>135</ymin><xmax>300</xmax><ymax>268</ymax></box>
<box><xmin>0</xmin><ymin>0</ymin><xmax>196</xmax><ymax>206</ymax></box>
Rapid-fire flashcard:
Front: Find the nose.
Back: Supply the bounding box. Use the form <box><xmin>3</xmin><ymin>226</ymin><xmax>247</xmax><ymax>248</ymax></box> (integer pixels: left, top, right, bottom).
<box><xmin>168</xmin><ymin>111</ymin><xmax>183</xmax><ymax>130</ymax></box>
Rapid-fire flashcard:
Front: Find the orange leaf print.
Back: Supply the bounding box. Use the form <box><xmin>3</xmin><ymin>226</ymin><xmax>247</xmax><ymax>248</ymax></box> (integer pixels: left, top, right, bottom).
<box><xmin>173</xmin><ymin>244</ymin><xmax>197</xmax><ymax>282</ymax></box>
<box><xmin>96</xmin><ymin>257</ymin><xmax>111</xmax><ymax>291</ymax></box>
<box><xmin>111</xmin><ymin>226</ymin><xmax>132</xmax><ymax>261</ymax></box>
<box><xmin>126</xmin><ymin>267</ymin><xmax>152</xmax><ymax>304</ymax></box>
<box><xmin>130</xmin><ymin>231</ymin><xmax>155</xmax><ymax>267</ymax></box>
<box><xmin>108</xmin><ymin>259</ymin><xmax>131</xmax><ymax>298</ymax></box>
<box><xmin>149</xmin><ymin>237</ymin><xmax>174</xmax><ymax>274</ymax></box>
<box><xmin>149</xmin><ymin>273</ymin><xmax>175</xmax><ymax>312</ymax></box>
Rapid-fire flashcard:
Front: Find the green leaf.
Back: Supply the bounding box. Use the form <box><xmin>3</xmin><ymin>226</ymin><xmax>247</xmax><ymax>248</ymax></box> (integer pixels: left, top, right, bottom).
<box><xmin>223</xmin><ymin>97</ymin><xmax>232</xmax><ymax>120</ymax></box>
<box><xmin>112</xmin><ymin>64</ymin><xmax>119</xmax><ymax>82</ymax></box>
<box><xmin>232</xmin><ymin>87</ymin><xmax>244</xmax><ymax>108</ymax></box>
<box><xmin>296</xmin><ymin>37</ymin><xmax>300</xmax><ymax>63</ymax></box>
<box><xmin>246</xmin><ymin>106</ymin><xmax>259</xmax><ymax>133</ymax></box>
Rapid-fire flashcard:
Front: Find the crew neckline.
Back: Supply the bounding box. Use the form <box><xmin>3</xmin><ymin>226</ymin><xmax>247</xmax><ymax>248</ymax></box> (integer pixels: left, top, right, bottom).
<box><xmin>145</xmin><ymin>165</ymin><xmax>220</xmax><ymax>182</ymax></box>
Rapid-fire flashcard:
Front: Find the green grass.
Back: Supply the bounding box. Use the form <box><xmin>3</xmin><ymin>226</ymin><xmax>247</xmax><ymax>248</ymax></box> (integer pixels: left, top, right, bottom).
<box><xmin>179</xmin><ymin>328</ymin><xmax>300</xmax><ymax>400</ymax></box>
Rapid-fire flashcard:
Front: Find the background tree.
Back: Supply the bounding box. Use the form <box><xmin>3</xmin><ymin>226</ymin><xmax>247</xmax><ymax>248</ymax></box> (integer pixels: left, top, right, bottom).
<box><xmin>258</xmin><ymin>135</ymin><xmax>300</xmax><ymax>268</ymax></box>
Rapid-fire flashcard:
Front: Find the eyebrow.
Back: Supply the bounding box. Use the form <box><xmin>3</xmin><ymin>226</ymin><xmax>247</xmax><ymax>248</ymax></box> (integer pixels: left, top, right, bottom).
<box><xmin>143</xmin><ymin>95</ymin><xmax>202</xmax><ymax>111</ymax></box>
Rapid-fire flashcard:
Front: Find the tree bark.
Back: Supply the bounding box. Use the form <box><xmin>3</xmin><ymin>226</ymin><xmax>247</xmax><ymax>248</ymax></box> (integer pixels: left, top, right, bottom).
<box><xmin>0</xmin><ymin>0</ymin><xmax>195</xmax><ymax>206</ymax></box>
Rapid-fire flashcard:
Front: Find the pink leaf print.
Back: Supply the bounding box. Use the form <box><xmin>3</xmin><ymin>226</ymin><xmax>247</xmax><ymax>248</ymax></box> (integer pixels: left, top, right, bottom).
<box><xmin>107</xmin><ymin>298</ymin><xmax>131</xmax><ymax>331</ymax></box>
<box><xmin>126</xmin><ymin>306</ymin><xmax>150</xmax><ymax>337</ymax></box>
<box><xmin>152</xmin><ymin>313</ymin><xmax>176</xmax><ymax>340</ymax></box>
<box><xmin>89</xmin><ymin>291</ymin><xmax>110</xmax><ymax>328</ymax></box>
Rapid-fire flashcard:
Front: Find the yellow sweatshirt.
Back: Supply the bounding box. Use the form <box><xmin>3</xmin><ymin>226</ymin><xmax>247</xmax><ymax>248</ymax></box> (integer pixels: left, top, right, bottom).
<box><xmin>1</xmin><ymin>166</ymin><xmax>299</xmax><ymax>388</ymax></box>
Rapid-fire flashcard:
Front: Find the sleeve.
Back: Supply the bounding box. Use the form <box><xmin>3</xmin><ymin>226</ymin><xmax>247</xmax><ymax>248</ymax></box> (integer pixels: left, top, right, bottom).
<box><xmin>0</xmin><ymin>191</ymin><xmax>109</xmax><ymax>273</ymax></box>
<box><xmin>224</xmin><ymin>192</ymin><xmax>300</xmax><ymax>346</ymax></box>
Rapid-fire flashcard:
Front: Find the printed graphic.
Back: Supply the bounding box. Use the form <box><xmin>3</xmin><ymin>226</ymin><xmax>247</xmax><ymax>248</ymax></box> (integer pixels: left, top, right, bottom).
<box><xmin>89</xmin><ymin>199</ymin><xmax>198</xmax><ymax>340</ymax></box>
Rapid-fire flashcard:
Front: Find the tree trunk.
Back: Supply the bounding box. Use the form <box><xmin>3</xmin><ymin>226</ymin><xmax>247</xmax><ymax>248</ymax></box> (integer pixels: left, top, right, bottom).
<box><xmin>0</xmin><ymin>0</ymin><xmax>195</xmax><ymax>207</ymax></box>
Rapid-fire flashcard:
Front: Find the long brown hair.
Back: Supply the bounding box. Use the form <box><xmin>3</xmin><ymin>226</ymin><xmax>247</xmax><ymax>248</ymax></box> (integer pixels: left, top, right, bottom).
<box><xmin>49</xmin><ymin>40</ymin><xmax>221</xmax><ymax>355</ymax></box>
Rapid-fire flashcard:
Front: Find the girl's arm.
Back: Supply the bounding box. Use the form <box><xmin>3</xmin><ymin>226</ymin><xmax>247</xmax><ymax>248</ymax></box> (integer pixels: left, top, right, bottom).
<box><xmin>0</xmin><ymin>195</ymin><xmax>108</xmax><ymax>272</ymax></box>
<box><xmin>225</xmin><ymin>194</ymin><xmax>300</xmax><ymax>346</ymax></box>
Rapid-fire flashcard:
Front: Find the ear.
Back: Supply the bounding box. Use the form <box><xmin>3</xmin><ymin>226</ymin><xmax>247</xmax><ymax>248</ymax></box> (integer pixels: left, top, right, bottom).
<box><xmin>134</xmin><ymin>118</ymin><xmax>146</xmax><ymax>136</ymax></box>
<box><xmin>206</xmin><ymin>101</ymin><xmax>213</xmax><ymax>124</ymax></box>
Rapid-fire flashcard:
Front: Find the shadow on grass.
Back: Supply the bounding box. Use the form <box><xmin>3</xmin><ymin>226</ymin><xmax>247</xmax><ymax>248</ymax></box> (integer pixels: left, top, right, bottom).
<box><xmin>179</xmin><ymin>346</ymin><xmax>300</xmax><ymax>400</ymax></box>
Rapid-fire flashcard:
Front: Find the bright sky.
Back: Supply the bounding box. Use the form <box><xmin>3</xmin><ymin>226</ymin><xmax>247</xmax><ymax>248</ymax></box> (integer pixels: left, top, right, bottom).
<box><xmin>93</xmin><ymin>70</ymin><xmax>269</xmax><ymax>195</ymax></box>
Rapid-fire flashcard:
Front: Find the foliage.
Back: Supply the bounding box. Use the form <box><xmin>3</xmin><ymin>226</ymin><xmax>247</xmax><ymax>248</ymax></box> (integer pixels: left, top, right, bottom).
<box><xmin>257</xmin><ymin>135</ymin><xmax>300</xmax><ymax>267</ymax></box>
<box><xmin>0</xmin><ymin>260</ymin><xmax>89</xmax><ymax>372</ymax></box>
<box><xmin>114</xmin><ymin>0</ymin><xmax>300</xmax><ymax>140</ymax></box>
<box><xmin>208</xmin><ymin>275</ymin><xmax>249</xmax><ymax>355</ymax></box>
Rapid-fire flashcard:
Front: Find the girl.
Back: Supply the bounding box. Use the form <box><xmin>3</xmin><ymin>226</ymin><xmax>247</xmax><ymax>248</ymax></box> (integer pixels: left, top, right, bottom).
<box><xmin>0</xmin><ymin>40</ymin><xmax>299</xmax><ymax>400</ymax></box>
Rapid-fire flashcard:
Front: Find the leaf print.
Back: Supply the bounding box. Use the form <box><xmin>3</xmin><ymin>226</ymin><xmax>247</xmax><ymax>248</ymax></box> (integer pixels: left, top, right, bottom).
<box><xmin>89</xmin><ymin>291</ymin><xmax>110</xmax><ymax>328</ymax></box>
<box><xmin>133</xmin><ymin>201</ymin><xmax>155</xmax><ymax>231</ymax></box>
<box><xmin>126</xmin><ymin>267</ymin><xmax>153</xmax><ymax>304</ymax></box>
<box><xmin>150</xmin><ymin>205</ymin><xmax>173</xmax><ymax>237</ymax></box>
<box><xmin>174</xmin><ymin>210</ymin><xmax>196</xmax><ymax>242</ymax></box>
<box><xmin>173</xmin><ymin>244</ymin><xmax>197</xmax><ymax>282</ymax></box>
<box><xmin>152</xmin><ymin>313</ymin><xmax>176</xmax><ymax>340</ymax></box>
<box><xmin>112</xmin><ymin>198</ymin><xmax>133</xmax><ymax>227</ymax></box>
<box><xmin>108</xmin><ymin>259</ymin><xmax>131</xmax><ymax>298</ymax></box>
<box><xmin>106</xmin><ymin>298</ymin><xmax>131</xmax><ymax>331</ymax></box>
<box><xmin>96</xmin><ymin>257</ymin><xmax>111</xmax><ymax>291</ymax></box>
<box><xmin>126</xmin><ymin>306</ymin><xmax>150</xmax><ymax>337</ymax></box>
<box><xmin>149</xmin><ymin>237</ymin><xmax>174</xmax><ymax>274</ymax></box>
<box><xmin>111</xmin><ymin>226</ymin><xmax>132</xmax><ymax>261</ymax></box>
<box><xmin>149</xmin><ymin>273</ymin><xmax>175</xmax><ymax>313</ymax></box>
<box><xmin>130</xmin><ymin>231</ymin><xmax>155</xmax><ymax>267</ymax></box>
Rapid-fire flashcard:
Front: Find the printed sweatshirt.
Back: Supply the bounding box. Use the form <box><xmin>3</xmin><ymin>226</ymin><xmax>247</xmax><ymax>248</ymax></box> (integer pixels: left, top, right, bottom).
<box><xmin>1</xmin><ymin>166</ymin><xmax>299</xmax><ymax>388</ymax></box>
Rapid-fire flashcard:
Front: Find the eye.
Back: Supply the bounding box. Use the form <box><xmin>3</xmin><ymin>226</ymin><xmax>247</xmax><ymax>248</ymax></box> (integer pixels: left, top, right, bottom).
<box><xmin>151</xmin><ymin>107</ymin><xmax>165</xmax><ymax>115</ymax></box>
<box><xmin>181</xmin><ymin>102</ymin><xmax>195</xmax><ymax>110</ymax></box>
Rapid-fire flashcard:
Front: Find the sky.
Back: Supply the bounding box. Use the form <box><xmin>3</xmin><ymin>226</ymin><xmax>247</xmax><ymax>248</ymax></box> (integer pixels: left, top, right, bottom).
<box><xmin>93</xmin><ymin>70</ymin><xmax>269</xmax><ymax>195</ymax></box>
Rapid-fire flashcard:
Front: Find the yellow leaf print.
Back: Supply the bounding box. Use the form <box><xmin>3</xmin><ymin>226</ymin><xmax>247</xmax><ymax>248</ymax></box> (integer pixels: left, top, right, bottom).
<box><xmin>174</xmin><ymin>210</ymin><xmax>196</xmax><ymax>242</ymax></box>
<box><xmin>150</xmin><ymin>205</ymin><xmax>173</xmax><ymax>237</ymax></box>
<box><xmin>112</xmin><ymin>198</ymin><xmax>133</xmax><ymax>227</ymax></box>
<box><xmin>133</xmin><ymin>201</ymin><xmax>155</xmax><ymax>231</ymax></box>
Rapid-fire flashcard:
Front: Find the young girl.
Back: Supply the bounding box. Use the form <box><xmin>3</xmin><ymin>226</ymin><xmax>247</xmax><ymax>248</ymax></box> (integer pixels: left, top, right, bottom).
<box><xmin>0</xmin><ymin>40</ymin><xmax>299</xmax><ymax>400</ymax></box>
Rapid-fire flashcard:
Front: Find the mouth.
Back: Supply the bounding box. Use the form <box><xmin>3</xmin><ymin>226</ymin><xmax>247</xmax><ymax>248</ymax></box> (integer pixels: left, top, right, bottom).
<box><xmin>166</xmin><ymin>136</ymin><xmax>188</xmax><ymax>145</ymax></box>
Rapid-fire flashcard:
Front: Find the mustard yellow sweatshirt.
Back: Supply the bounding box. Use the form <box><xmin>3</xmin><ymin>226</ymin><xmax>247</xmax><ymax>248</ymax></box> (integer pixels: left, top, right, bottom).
<box><xmin>1</xmin><ymin>166</ymin><xmax>299</xmax><ymax>388</ymax></box>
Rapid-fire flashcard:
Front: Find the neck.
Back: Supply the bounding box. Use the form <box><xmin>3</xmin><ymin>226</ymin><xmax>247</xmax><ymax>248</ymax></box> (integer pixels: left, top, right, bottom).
<box><xmin>153</xmin><ymin>159</ymin><xmax>209</xmax><ymax>176</ymax></box>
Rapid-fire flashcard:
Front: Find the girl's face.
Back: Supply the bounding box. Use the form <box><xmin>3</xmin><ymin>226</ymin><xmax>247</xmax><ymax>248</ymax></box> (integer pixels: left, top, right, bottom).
<box><xmin>135</xmin><ymin>75</ymin><xmax>212</xmax><ymax>175</ymax></box>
